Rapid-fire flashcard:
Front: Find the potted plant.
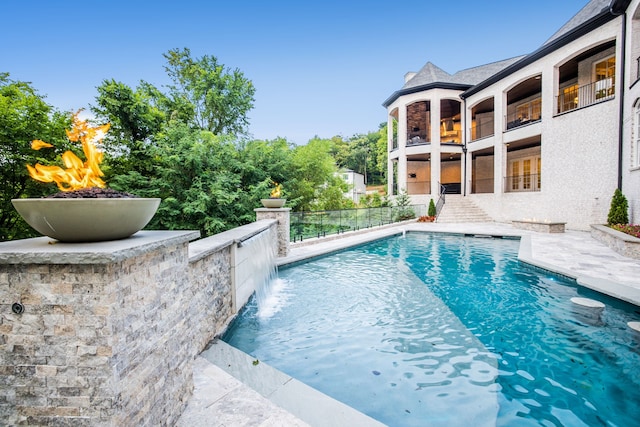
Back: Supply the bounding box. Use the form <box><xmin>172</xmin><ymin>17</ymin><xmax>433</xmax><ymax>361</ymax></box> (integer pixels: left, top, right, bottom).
<box><xmin>11</xmin><ymin>111</ymin><xmax>160</xmax><ymax>242</ymax></box>
<box><xmin>261</xmin><ymin>182</ymin><xmax>286</xmax><ymax>208</ymax></box>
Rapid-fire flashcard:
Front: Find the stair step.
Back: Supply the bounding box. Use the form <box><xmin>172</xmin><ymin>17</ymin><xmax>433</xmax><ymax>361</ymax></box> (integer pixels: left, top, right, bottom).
<box><xmin>436</xmin><ymin>197</ymin><xmax>492</xmax><ymax>223</ymax></box>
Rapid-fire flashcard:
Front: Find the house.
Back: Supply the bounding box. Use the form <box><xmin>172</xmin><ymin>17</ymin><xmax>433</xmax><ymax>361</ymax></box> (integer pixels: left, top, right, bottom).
<box><xmin>383</xmin><ymin>0</ymin><xmax>640</xmax><ymax>230</ymax></box>
<box><xmin>337</xmin><ymin>169</ymin><xmax>367</xmax><ymax>204</ymax></box>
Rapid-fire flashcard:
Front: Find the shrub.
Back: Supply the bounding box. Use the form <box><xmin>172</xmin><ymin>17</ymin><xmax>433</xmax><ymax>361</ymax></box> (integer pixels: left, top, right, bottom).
<box><xmin>428</xmin><ymin>199</ymin><xmax>436</xmax><ymax>217</ymax></box>
<box><xmin>607</xmin><ymin>188</ymin><xmax>629</xmax><ymax>225</ymax></box>
<box><xmin>393</xmin><ymin>189</ymin><xmax>415</xmax><ymax>221</ymax></box>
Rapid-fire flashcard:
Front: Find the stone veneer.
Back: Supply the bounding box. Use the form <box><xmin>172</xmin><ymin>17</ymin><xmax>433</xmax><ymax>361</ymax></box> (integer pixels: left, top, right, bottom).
<box><xmin>255</xmin><ymin>207</ymin><xmax>291</xmax><ymax>257</ymax></box>
<box><xmin>512</xmin><ymin>220</ymin><xmax>566</xmax><ymax>233</ymax></box>
<box><xmin>0</xmin><ymin>217</ymin><xmax>282</xmax><ymax>426</ymax></box>
<box><xmin>590</xmin><ymin>224</ymin><xmax>640</xmax><ymax>260</ymax></box>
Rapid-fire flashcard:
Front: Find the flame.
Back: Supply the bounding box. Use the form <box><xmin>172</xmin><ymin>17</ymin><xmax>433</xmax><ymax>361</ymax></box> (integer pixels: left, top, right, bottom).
<box><xmin>27</xmin><ymin>111</ymin><xmax>110</xmax><ymax>192</ymax></box>
<box><xmin>270</xmin><ymin>183</ymin><xmax>282</xmax><ymax>198</ymax></box>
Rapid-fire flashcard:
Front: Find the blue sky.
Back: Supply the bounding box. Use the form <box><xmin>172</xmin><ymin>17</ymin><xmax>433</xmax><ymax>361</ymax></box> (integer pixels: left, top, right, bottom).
<box><xmin>3</xmin><ymin>0</ymin><xmax>589</xmax><ymax>144</ymax></box>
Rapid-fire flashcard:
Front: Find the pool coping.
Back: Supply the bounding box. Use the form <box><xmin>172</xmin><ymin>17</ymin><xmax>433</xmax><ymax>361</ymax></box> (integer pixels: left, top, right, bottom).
<box><xmin>200</xmin><ymin>340</ymin><xmax>386</xmax><ymax>427</ymax></box>
<box><xmin>518</xmin><ymin>234</ymin><xmax>640</xmax><ymax>307</ymax></box>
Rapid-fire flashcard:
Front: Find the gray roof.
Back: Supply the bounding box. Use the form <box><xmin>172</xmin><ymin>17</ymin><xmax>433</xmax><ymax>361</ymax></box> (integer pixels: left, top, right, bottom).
<box><xmin>403</xmin><ymin>57</ymin><xmax>525</xmax><ymax>89</ymax></box>
<box><xmin>385</xmin><ymin>0</ymin><xmax>620</xmax><ymax>106</ymax></box>
<box><xmin>544</xmin><ymin>0</ymin><xmax>612</xmax><ymax>45</ymax></box>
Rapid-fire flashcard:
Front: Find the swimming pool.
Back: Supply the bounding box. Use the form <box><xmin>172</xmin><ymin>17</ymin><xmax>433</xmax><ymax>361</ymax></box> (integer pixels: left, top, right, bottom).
<box><xmin>223</xmin><ymin>233</ymin><xmax>640</xmax><ymax>426</ymax></box>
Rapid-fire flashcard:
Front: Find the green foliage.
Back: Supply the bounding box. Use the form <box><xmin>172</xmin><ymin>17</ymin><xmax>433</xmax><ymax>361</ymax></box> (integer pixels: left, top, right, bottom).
<box><xmin>360</xmin><ymin>191</ymin><xmax>386</xmax><ymax>208</ymax></box>
<box><xmin>313</xmin><ymin>176</ymin><xmax>354</xmax><ymax>211</ymax></box>
<box><xmin>331</xmin><ymin>124</ymin><xmax>387</xmax><ymax>186</ymax></box>
<box><xmin>289</xmin><ymin>138</ymin><xmax>340</xmax><ymax>211</ymax></box>
<box><xmin>607</xmin><ymin>188</ymin><xmax>629</xmax><ymax>225</ymax></box>
<box><xmin>393</xmin><ymin>189</ymin><xmax>415</xmax><ymax>221</ymax></box>
<box><xmin>92</xmin><ymin>79</ymin><xmax>165</xmax><ymax>180</ymax></box>
<box><xmin>0</xmin><ymin>73</ymin><xmax>71</xmax><ymax>241</ymax></box>
<box><xmin>2</xmin><ymin>49</ymin><xmax>383</xmax><ymax>241</ymax></box>
<box><xmin>428</xmin><ymin>199</ymin><xmax>436</xmax><ymax>217</ymax></box>
<box><xmin>111</xmin><ymin>124</ymin><xmax>246</xmax><ymax>236</ymax></box>
<box><xmin>163</xmin><ymin>48</ymin><xmax>256</xmax><ymax>135</ymax></box>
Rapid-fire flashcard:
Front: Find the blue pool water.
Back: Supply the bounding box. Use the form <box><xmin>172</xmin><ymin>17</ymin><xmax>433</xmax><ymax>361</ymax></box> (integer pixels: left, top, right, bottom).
<box><xmin>222</xmin><ymin>233</ymin><xmax>640</xmax><ymax>426</ymax></box>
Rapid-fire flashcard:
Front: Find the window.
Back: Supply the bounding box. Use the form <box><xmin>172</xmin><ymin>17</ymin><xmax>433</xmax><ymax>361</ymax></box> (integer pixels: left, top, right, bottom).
<box><xmin>558</xmin><ymin>84</ymin><xmax>578</xmax><ymax>112</ymax></box>
<box><xmin>515</xmin><ymin>97</ymin><xmax>542</xmax><ymax>122</ymax></box>
<box><xmin>594</xmin><ymin>56</ymin><xmax>615</xmax><ymax>100</ymax></box>
<box><xmin>507</xmin><ymin>155</ymin><xmax>541</xmax><ymax>192</ymax></box>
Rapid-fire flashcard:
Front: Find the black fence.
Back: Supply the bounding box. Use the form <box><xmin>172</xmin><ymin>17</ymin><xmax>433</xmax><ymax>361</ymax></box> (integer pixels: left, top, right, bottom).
<box><xmin>290</xmin><ymin>205</ymin><xmax>426</xmax><ymax>242</ymax></box>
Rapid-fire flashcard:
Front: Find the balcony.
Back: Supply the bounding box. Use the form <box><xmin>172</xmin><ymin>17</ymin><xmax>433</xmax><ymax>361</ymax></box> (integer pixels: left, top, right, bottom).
<box><xmin>506</xmin><ymin>97</ymin><xmax>541</xmax><ymax>131</ymax></box>
<box><xmin>470</xmin><ymin>121</ymin><xmax>494</xmax><ymax>141</ymax></box>
<box><xmin>556</xmin><ymin>79</ymin><xmax>615</xmax><ymax>114</ymax></box>
<box><xmin>407</xmin><ymin>131</ymin><xmax>429</xmax><ymax>146</ymax></box>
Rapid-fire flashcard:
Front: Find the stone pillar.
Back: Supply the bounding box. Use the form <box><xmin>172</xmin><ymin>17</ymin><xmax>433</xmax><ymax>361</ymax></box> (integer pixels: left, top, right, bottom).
<box><xmin>255</xmin><ymin>208</ymin><xmax>291</xmax><ymax>257</ymax></box>
<box><xmin>0</xmin><ymin>231</ymin><xmax>201</xmax><ymax>426</ymax></box>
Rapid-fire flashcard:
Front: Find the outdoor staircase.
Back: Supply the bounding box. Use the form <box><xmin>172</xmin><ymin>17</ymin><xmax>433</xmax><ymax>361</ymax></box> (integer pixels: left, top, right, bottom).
<box><xmin>436</xmin><ymin>195</ymin><xmax>493</xmax><ymax>223</ymax></box>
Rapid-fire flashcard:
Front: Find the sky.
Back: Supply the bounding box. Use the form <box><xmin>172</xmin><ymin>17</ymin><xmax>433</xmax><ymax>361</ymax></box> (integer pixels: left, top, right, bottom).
<box><xmin>2</xmin><ymin>0</ymin><xmax>591</xmax><ymax>145</ymax></box>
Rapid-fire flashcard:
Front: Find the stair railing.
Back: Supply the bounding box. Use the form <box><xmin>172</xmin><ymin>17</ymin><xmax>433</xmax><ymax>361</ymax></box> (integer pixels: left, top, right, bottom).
<box><xmin>435</xmin><ymin>182</ymin><xmax>446</xmax><ymax>220</ymax></box>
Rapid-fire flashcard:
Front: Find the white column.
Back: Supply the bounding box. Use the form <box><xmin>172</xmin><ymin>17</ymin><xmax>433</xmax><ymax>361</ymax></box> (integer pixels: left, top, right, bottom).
<box><xmin>398</xmin><ymin>106</ymin><xmax>408</xmax><ymax>193</ymax></box>
<box><xmin>494</xmin><ymin>90</ymin><xmax>506</xmax><ymax>194</ymax></box>
<box><xmin>387</xmin><ymin>114</ymin><xmax>394</xmax><ymax>196</ymax></box>
<box><xmin>431</xmin><ymin>98</ymin><xmax>441</xmax><ymax>195</ymax></box>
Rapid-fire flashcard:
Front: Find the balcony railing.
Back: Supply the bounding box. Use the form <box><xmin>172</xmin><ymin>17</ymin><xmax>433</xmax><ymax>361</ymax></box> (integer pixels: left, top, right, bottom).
<box><xmin>556</xmin><ymin>79</ymin><xmax>615</xmax><ymax>114</ymax></box>
<box><xmin>470</xmin><ymin>122</ymin><xmax>494</xmax><ymax>141</ymax></box>
<box><xmin>290</xmin><ymin>205</ymin><xmax>426</xmax><ymax>242</ymax></box>
<box><xmin>505</xmin><ymin>113</ymin><xmax>541</xmax><ymax>130</ymax></box>
<box><xmin>407</xmin><ymin>130</ymin><xmax>430</xmax><ymax>146</ymax></box>
<box><xmin>504</xmin><ymin>174</ymin><xmax>541</xmax><ymax>193</ymax></box>
<box><xmin>440</xmin><ymin>130</ymin><xmax>461</xmax><ymax>144</ymax></box>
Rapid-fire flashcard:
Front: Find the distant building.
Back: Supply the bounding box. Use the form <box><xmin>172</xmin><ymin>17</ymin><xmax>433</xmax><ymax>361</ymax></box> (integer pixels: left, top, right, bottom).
<box><xmin>383</xmin><ymin>0</ymin><xmax>639</xmax><ymax>230</ymax></box>
<box><xmin>337</xmin><ymin>170</ymin><xmax>366</xmax><ymax>204</ymax></box>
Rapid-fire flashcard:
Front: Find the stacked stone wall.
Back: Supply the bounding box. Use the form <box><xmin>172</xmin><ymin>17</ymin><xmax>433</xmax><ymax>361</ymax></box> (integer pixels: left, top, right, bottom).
<box><xmin>0</xmin><ymin>228</ymin><xmax>242</xmax><ymax>426</ymax></box>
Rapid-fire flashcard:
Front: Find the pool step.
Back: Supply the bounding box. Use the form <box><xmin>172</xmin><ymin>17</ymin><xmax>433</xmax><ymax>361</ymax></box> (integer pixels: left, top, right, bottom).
<box><xmin>437</xmin><ymin>196</ymin><xmax>493</xmax><ymax>223</ymax></box>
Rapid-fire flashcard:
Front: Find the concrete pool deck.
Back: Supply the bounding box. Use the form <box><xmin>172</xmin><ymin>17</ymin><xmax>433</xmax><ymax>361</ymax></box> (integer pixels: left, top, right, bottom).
<box><xmin>178</xmin><ymin>221</ymin><xmax>640</xmax><ymax>426</ymax></box>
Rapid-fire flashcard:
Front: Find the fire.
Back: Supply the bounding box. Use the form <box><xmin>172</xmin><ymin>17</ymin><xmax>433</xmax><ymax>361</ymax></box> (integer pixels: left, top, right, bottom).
<box><xmin>27</xmin><ymin>111</ymin><xmax>110</xmax><ymax>192</ymax></box>
<box><xmin>270</xmin><ymin>183</ymin><xmax>282</xmax><ymax>198</ymax></box>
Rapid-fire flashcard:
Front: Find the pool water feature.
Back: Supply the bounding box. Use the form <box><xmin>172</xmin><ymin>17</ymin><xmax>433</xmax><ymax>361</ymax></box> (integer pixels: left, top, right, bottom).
<box><xmin>222</xmin><ymin>233</ymin><xmax>640</xmax><ymax>426</ymax></box>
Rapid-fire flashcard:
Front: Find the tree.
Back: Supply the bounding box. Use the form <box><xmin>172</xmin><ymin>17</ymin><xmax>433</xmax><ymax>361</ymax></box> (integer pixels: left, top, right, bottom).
<box><xmin>331</xmin><ymin>127</ymin><xmax>387</xmax><ymax>186</ymax></box>
<box><xmin>92</xmin><ymin>79</ymin><xmax>166</xmax><ymax>180</ymax></box>
<box><xmin>289</xmin><ymin>137</ymin><xmax>340</xmax><ymax>211</ymax></box>
<box><xmin>428</xmin><ymin>199</ymin><xmax>437</xmax><ymax>217</ymax></box>
<box><xmin>0</xmin><ymin>73</ymin><xmax>71</xmax><ymax>241</ymax></box>
<box><xmin>393</xmin><ymin>189</ymin><xmax>415</xmax><ymax>221</ymax></box>
<box><xmin>313</xmin><ymin>176</ymin><xmax>353</xmax><ymax>211</ymax></box>
<box><xmin>110</xmin><ymin>123</ymin><xmax>249</xmax><ymax>236</ymax></box>
<box><xmin>607</xmin><ymin>188</ymin><xmax>629</xmax><ymax>225</ymax></box>
<box><xmin>163</xmin><ymin>48</ymin><xmax>256</xmax><ymax>135</ymax></box>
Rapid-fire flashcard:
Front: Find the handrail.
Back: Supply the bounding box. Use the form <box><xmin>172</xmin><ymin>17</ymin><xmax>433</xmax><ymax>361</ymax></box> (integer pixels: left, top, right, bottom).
<box><xmin>435</xmin><ymin>182</ymin><xmax>446</xmax><ymax>220</ymax></box>
<box><xmin>555</xmin><ymin>79</ymin><xmax>615</xmax><ymax>114</ymax></box>
<box><xmin>290</xmin><ymin>204</ymin><xmax>426</xmax><ymax>242</ymax></box>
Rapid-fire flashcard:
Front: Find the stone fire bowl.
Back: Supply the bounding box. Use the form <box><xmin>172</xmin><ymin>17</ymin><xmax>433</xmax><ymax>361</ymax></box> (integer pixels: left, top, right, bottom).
<box><xmin>12</xmin><ymin>198</ymin><xmax>161</xmax><ymax>243</ymax></box>
<box><xmin>260</xmin><ymin>198</ymin><xmax>286</xmax><ymax>208</ymax></box>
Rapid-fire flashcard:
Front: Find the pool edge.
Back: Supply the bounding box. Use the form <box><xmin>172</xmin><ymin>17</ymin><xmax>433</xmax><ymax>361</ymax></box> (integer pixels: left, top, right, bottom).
<box><xmin>201</xmin><ymin>340</ymin><xmax>387</xmax><ymax>427</ymax></box>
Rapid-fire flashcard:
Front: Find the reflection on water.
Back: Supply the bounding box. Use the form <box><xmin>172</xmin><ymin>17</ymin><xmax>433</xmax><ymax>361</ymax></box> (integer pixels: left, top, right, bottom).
<box><xmin>223</xmin><ymin>233</ymin><xmax>640</xmax><ymax>427</ymax></box>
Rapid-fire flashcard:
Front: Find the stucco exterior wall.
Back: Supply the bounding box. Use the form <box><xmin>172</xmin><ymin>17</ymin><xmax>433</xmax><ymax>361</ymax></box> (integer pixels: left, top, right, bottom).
<box><xmin>623</xmin><ymin>0</ymin><xmax>640</xmax><ymax>224</ymax></box>
<box><xmin>461</xmin><ymin>17</ymin><xmax>622</xmax><ymax>229</ymax></box>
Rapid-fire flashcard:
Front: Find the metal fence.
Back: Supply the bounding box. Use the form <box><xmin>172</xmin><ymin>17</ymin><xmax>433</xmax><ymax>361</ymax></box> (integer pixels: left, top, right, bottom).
<box><xmin>290</xmin><ymin>205</ymin><xmax>426</xmax><ymax>242</ymax></box>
